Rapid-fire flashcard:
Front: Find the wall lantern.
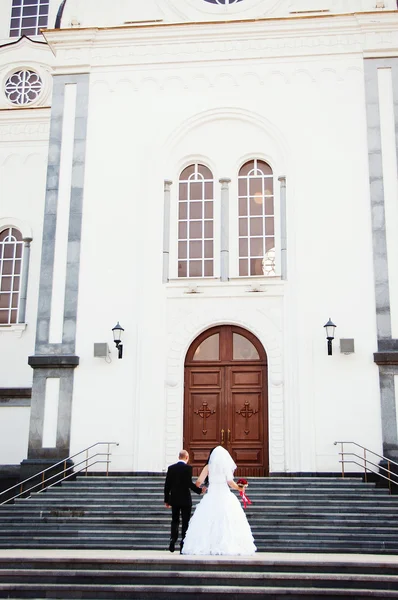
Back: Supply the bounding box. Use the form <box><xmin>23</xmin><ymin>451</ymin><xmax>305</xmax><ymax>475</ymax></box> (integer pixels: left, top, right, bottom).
<box><xmin>324</xmin><ymin>318</ymin><xmax>337</xmax><ymax>356</ymax></box>
<box><xmin>112</xmin><ymin>322</ymin><xmax>124</xmax><ymax>359</ymax></box>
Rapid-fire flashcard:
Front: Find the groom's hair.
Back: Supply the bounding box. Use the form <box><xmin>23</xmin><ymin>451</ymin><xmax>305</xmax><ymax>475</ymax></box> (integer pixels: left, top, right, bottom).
<box><xmin>179</xmin><ymin>450</ymin><xmax>189</xmax><ymax>460</ymax></box>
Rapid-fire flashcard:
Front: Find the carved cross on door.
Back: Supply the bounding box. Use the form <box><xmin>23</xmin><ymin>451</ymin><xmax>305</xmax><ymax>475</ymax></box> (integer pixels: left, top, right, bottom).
<box><xmin>236</xmin><ymin>400</ymin><xmax>258</xmax><ymax>435</ymax></box>
<box><xmin>194</xmin><ymin>401</ymin><xmax>215</xmax><ymax>435</ymax></box>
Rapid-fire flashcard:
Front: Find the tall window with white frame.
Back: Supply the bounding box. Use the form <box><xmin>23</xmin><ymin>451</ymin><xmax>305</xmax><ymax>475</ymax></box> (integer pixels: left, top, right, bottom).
<box><xmin>0</xmin><ymin>228</ymin><xmax>24</xmax><ymax>325</ymax></box>
<box><xmin>238</xmin><ymin>159</ymin><xmax>275</xmax><ymax>277</ymax></box>
<box><xmin>9</xmin><ymin>0</ymin><xmax>49</xmax><ymax>38</ymax></box>
<box><xmin>178</xmin><ymin>164</ymin><xmax>214</xmax><ymax>278</ymax></box>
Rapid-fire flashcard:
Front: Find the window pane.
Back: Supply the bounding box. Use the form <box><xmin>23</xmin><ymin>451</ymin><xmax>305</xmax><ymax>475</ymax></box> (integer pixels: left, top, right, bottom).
<box><xmin>250</xmin><ymin>258</ymin><xmax>263</xmax><ymax>276</ymax></box>
<box><xmin>10</xmin><ymin>310</ymin><xmax>17</xmax><ymax>324</ymax></box>
<box><xmin>0</xmin><ymin>311</ymin><xmax>9</xmax><ymax>324</ymax></box>
<box><xmin>239</xmin><ymin>198</ymin><xmax>247</xmax><ymax>216</ymax></box>
<box><xmin>189</xmin><ymin>182</ymin><xmax>203</xmax><ymax>200</ymax></box>
<box><xmin>249</xmin><ymin>196</ymin><xmax>263</xmax><ymax>216</ymax></box>
<box><xmin>264</xmin><ymin>179</ymin><xmax>273</xmax><ymax>195</ymax></box>
<box><xmin>22</xmin><ymin>17</ymin><xmax>38</xmax><ymax>27</ymax></box>
<box><xmin>189</xmin><ymin>241</ymin><xmax>202</xmax><ymax>258</ymax></box>
<box><xmin>233</xmin><ymin>333</ymin><xmax>260</xmax><ymax>360</ymax></box>
<box><xmin>239</xmin><ymin>238</ymin><xmax>248</xmax><ymax>257</ymax></box>
<box><xmin>1</xmin><ymin>277</ymin><xmax>12</xmax><ymax>292</ymax></box>
<box><xmin>250</xmin><ymin>218</ymin><xmax>263</xmax><ymax>236</ymax></box>
<box><xmin>24</xmin><ymin>5</ymin><xmax>39</xmax><ymax>15</ymax></box>
<box><xmin>239</xmin><ymin>161</ymin><xmax>254</xmax><ymax>177</ymax></box>
<box><xmin>265</xmin><ymin>197</ymin><xmax>274</xmax><ymax>215</ymax></box>
<box><xmin>204</xmin><ymin>182</ymin><xmax>213</xmax><ymax>198</ymax></box>
<box><xmin>204</xmin><ymin>202</ymin><xmax>213</xmax><ymax>218</ymax></box>
<box><xmin>266</xmin><ymin>237</ymin><xmax>275</xmax><ymax>252</ymax></box>
<box><xmin>257</xmin><ymin>160</ymin><xmax>273</xmax><ymax>175</ymax></box>
<box><xmin>204</xmin><ymin>221</ymin><xmax>213</xmax><ymax>238</ymax></box>
<box><xmin>178</xmin><ymin>241</ymin><xmax>187</xmax><ymax>259</ymax></box>
<box><xmin>198</xmin><ymin>164</ymin><xmax>213</xmax><ymax>179</ymax></box>
<box><xmin>193</xmin><ymin>334</ymin><xmax>220</xmax><ymax>361</ymax></box>
<box><xmin>238</xmin><ymin>178</ymin><xmax>248</xmax><ymax>196</ymax></box>
<box><xmin>179</xmin><ymin>202</ymin><xmax>187</xmax><ymax>219</ymax></box>
<box><xmin>2</xmin><ymin>261</ymin><xmax>13</xmax><ymax>276</ymax></box>
<box><xmin>179</xmin><ymin>183</ymin><xmax>187</xmax><ymax>200</ymax></box>
<box><xmin>178</xmin><ymin>261</ymin><xmax>187</xmax><ymax>277</ymax></box>
<box><xmin>249</xmin><ymin>178</ymin><xmax>263</xmax><ymax>196</ymax></box>
<box><xmin>189</xmin><ymin>260</ymin><xmax>202</xmax><ymax>277</ymax></box>
<box><xmin>180</xmin><ymin>165</ymin><xmax>195</xmax><ymax>179</ymax></box>
<box><xmin>189</xmin><ymin>222</ymin><xmax>202</xmax><ymax>239</ymax></box>
<box><xmin>190</xmin><ymin>203</ymin><xmax>202</xmax><ymax>219</ymax></box>
<box><xmin>12</xmin><ymin>293</ymin><xmax>19</xmax><ymax>307</ymax></box>
<box><xmin>250</xmin><ymin>238</ymin><xmax>263</xmax><ymax>256</ymax></box>
<box><xmin>204</xmin><ymin>260</ymin><xmax>213</xmax><ymax>277</ymax></box>
<box><xmin>239</xmin><ymin>259</ymin><xmax>248</xmax><ymax>276</ymax></box>
<box><xmin>265</xmin><ymin>217</ymin><xmax>274</xmax><ymax>235</ymax></box>
<box><xmin>239</xmin><ymin>219</ymin><xmax>248</xmax><ymax>236</ymax></box>
<box><xmin>178</xmin><ymin>222</ymin><xmax>187</xmax><ymax>239</ymax></box>
<box><xmin>0</xmin><ymin>295</ymin><xmax>10</xmax><ymax>308</ymax></box>
<box><xmin>204</xmin><ymin>241</ymin><xmax>213</xmax><ymax>259</ymax></box>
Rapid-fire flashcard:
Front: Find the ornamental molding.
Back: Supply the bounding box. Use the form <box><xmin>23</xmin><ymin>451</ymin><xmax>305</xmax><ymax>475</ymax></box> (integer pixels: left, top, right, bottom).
<box><xmin>43</xmin><ymin>13</ymin><xmax>398</xmax><ymax>68</ymax></box>
<box><xmin>0</xmin><ymin>109</ymin><xmax>50</xmax><ymax>142</ymax></box>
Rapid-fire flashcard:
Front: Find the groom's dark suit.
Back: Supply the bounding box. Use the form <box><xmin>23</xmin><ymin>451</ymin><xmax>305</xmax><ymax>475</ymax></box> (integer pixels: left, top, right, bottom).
<box><xmin>164</xmin><ymin>460</ymin><xmax>201</xmax><ymax>551</ymax></box>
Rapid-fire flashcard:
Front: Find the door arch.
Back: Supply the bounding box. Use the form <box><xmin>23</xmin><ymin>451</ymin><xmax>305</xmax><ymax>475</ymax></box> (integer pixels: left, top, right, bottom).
<box><xmin>184</xmin><ymin>325</ymin><xmax>268</xmax><ymax>476</ymax></box>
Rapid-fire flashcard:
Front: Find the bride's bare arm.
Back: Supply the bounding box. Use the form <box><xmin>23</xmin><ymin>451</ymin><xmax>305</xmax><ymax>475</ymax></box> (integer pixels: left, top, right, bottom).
<box><xmin>227</xmin><ymin>479</ymin><xmax>240</xmax><ymax>491</ymax></box>
<box><xmin>196</xmin><ymin>465</ymin><xmax>208</xmax><ymax>486</ymax></box>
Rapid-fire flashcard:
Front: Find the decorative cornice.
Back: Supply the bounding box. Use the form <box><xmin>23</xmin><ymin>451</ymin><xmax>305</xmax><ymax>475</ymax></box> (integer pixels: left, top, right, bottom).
<box><xmin>28</xmin><ymin>355</ymin><xmax>80</xmax><ymax>368</ymax></box>
<box><xmin>41</xmin><ymin>12</ymin><xmax>398</xmax><ymax>70</ymax></box>
<box><xmin>0</xmin><ymin>109</ymin><xmax>50</xmax><ymax>142</ymax></box>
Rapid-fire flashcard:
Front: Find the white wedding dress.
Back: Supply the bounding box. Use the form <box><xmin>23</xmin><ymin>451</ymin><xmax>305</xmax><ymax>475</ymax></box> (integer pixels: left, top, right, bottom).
<box><xmin>181</xmin><ymin>446</ymin><xmax>256</xmax><ymax>555</ymax></box>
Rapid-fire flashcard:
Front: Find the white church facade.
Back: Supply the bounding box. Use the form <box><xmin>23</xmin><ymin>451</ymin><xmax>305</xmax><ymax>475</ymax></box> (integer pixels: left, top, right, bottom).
<box><xmin>1</xmin><ymin>0</ymin><xmax>398</xmax><ymax>483</ymax></box>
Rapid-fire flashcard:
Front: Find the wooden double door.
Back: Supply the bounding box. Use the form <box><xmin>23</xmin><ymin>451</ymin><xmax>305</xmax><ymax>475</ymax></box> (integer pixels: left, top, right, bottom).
<box><xmin>184</xmin><ymin>326</ymin><xmax>268</xmax><ymax>477</ymax></box>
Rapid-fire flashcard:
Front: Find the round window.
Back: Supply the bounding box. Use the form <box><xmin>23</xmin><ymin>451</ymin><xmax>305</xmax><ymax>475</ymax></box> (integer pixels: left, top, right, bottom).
<box><xmin>5</xmin><ymin>69</ymin><xmax>43</xmax><ymax>106</ymax></box>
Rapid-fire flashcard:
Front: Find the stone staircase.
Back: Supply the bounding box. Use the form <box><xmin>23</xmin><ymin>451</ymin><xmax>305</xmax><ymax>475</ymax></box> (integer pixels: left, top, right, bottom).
<box><xmin>0</xmin><ymin>552</ymin><xmax>398</xmax><ymax>598</ymax></box>
<box><xmin>0</xmin><ymin>475</ymin><xmax>398</xmax><ymax>553</ymax></box>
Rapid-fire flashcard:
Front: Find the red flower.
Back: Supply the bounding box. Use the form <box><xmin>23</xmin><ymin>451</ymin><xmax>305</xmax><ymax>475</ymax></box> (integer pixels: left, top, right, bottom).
<box><xmin>237</xmin><ymin>478</ymin><xmax>248</xmax><ymax>486</ymax></box>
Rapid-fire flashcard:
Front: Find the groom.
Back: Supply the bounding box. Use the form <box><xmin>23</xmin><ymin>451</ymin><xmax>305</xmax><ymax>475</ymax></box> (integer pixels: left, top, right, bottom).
<box><xmin>164</xmin><ymin>449</ymin><xmax>203</xmax><ymax>553</ymax></box>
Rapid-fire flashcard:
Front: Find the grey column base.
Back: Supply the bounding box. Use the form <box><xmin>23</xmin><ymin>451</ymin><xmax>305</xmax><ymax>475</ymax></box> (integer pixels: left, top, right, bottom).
<box><xmin>20</xmin><ymin>458</ymin><xmax>74</xmax><ymax>484</ymax></box>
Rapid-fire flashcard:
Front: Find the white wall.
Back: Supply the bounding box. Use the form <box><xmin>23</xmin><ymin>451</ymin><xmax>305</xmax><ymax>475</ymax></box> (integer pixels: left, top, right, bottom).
<box><xmin>0</xmin><ymin>407</ymin><xmax>30</xmax><ymax>464</ymax></box>
<box><xmin>67</xmin><ymin>43</ymin><xmax>381</xmax><ymax>474</ymax></box>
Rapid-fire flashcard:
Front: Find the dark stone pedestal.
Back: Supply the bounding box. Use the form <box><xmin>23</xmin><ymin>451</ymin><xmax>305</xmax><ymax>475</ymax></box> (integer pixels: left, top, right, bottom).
<box><xmin>19</xmin><ymin>459</ymin><xmax>75</xmax><ymax>494</ymax></box>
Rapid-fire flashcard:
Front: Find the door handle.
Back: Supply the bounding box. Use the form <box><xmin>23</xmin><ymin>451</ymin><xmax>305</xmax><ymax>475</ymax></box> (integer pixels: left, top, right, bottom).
<box><xmin>221</xmin><ymin>429</ymin><xmax>225</xmax><ymax>445</ymax></box>
<box><xmin>227</xmin><ymin>429</ymin><xmax>231</xmax><ymax>443</ymax></box>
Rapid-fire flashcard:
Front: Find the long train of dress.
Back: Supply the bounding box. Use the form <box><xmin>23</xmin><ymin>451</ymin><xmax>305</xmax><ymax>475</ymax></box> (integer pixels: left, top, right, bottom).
<box><xmin>182</xmin><ymin>479</ymin><xmax>256</xmax><ymax>556</ymax></box>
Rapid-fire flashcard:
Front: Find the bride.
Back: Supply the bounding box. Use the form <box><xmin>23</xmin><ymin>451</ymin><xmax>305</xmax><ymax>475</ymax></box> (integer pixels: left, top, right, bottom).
<box><xmin>181</xmin><ymin>445</ymin><xmax>256</xmax><ymax>555</ymax></box>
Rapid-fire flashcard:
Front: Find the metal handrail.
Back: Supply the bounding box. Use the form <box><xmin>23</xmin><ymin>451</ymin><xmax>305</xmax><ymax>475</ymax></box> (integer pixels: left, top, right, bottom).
<box><xmin>334</xmin><ymin>441</ymin><xmax>398</xmax><ymax>494</ymax></box>
<box><xmin>0</xmin><ymin>441</ymin><xmax>119</xmax><ymax>505</ymax></box>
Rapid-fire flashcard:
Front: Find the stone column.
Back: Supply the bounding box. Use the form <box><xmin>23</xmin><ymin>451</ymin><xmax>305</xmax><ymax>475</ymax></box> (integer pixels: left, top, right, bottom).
<box><xmin>18</xmin><ymin>237</ymin><xmax>32</xmax><ymax>323</ymax></box>
<box><xmin>219</xmin><ymin>178</ymin><xmax>231</xmax><ymax>282</ymax></box>
<box><xmin>163</xmin><ymin>180</ymin><xmax>172</xmax><ymax>283</ymax></box>
<box><xmin>21</xmin><ymin>73</ymin><xmax>89</xmax><ymax>479</ymax></box>
<box><xmin>278</xmin><ymin>176</ymin><xmax>287</xmax><ymax>280</ymax></box>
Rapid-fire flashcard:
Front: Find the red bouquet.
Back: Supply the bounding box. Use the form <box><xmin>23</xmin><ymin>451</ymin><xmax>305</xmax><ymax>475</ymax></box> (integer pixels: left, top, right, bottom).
<box><xmin>237</xmin><ymin>478</ymin><xmax>252</xmax><ymax>509</ymax></box>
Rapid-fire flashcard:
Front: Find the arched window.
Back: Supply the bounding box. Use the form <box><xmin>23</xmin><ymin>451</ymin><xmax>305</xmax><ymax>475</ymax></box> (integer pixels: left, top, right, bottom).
<box><xmin>238</xmin><ymin>159</ymin><xmax>275</xmax><ymax>277</ymax></box>
<box><xmin>0</xmin><ymin>228</ymin><xmax>24</xmax><ymax>325</ymax></box>
<box><xmin>178</xmin><ymin>164</ymin><xmax>214</xmax><ymax>278</ymax></box>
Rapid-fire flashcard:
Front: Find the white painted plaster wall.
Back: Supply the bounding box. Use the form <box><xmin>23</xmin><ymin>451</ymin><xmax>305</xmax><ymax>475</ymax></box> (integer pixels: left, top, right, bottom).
<box><xmin>0</xmin><ymin>407</ymin><xmax>30</xmax><ymax>463</ymax></box>
<box><xmin>68</xmin><ymin>44</ymin><xmax>380</xmax><ymax>474</ymax></box>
